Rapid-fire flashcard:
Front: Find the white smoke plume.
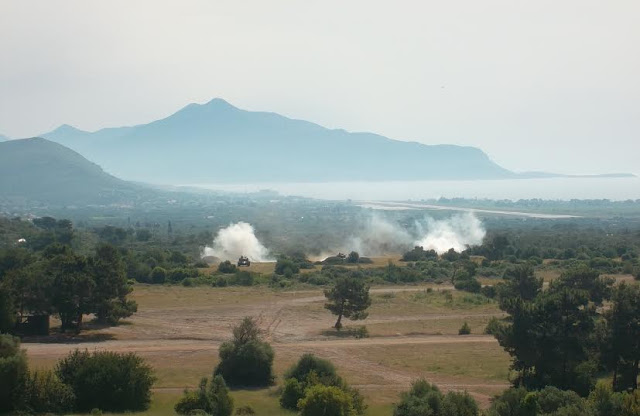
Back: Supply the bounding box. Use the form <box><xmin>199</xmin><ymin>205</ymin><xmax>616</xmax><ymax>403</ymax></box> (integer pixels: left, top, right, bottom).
<box><xmin>348</xmin><ymin>214</ymin><xmax>413</xmax><ymax>256</ymax></box>
<box><xmin>414</xmin><ymin>213</ymin><xmax>486</xmax><ymax>254</ymax></box>
<box><xmin>202</xmin><ymin>222</ymin><xmax>273</xmax><ymax>262</ymax></box>
<box><xmin>342</xmin><ymin>213</ymin><xmax>485</xmax><ymax>257</ymax></box>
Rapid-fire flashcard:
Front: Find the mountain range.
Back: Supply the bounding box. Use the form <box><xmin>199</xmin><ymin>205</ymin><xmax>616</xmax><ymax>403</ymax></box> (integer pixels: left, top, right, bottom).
<box><xmin>40</xmin><ymin>98</ymin><xmax>515</xmax><ymax>184</ymax></box>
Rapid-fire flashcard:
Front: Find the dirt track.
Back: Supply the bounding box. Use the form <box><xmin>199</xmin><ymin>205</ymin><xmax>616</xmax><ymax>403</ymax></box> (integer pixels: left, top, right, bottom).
<box><xmin>23</xmin><ymin>334</ymin><xmax>497</xmax><ymax>356</ymax></box>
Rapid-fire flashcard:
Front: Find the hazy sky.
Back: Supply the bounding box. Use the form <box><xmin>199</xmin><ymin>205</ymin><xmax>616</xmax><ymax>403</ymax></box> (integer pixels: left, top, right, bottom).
<box><xmin>1</xmin><ymin>0</ymin><xmax>639</xmax><ymax>175</ymax></box>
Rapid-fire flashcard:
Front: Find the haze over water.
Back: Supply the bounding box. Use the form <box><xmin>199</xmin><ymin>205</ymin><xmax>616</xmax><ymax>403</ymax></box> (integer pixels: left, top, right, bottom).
<box><xmin>190</xmin><ymin>177</ymin><xmax>640</xmax><ymax>202</ymax></box>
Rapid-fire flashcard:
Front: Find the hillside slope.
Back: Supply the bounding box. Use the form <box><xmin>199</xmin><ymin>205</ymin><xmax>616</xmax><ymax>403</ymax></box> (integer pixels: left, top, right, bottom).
<box><xmin>42</xmin><ymin>99</ymin><xmax>514</xmax><ymax>184</ymax></box>
<box><xmin>0</xmin><ymin>138</ymin><xmax>142</xmax><ymax>205</ymax></box>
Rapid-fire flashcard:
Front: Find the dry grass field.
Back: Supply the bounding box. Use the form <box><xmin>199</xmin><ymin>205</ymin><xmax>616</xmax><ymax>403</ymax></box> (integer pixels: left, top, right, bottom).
<box><xmin>22</xmin><ymin>258</ymin><xmax>616</xmax><ymax>415</ymax></box>
<box><xmin>23</xmin><ymin>271</ymin><xmax>516</xmax><ymax>415</ymax></box>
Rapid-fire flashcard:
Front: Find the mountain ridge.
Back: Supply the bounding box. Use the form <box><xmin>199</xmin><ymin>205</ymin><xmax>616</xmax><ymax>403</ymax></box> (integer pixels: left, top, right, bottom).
<box><xmin>0</xmin><ymin>137</ymin><xmax>144</xmax><ymax>205</ymax></box>
<box><xmin>41</xmin><ymin>98</ymin><xmax>514</xmax><ymax>184</ymax></box>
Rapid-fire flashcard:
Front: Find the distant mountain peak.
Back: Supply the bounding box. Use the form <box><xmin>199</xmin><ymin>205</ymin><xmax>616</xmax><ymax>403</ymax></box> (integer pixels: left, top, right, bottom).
<box><xmin>50</xmin><ymin>124</ymin><xmax>85</xmax><ymax>135</ymax></box>
<box><xmin>203</xmin><ymin>97</ymin><xmax>235</xmax><ymax>108</ymax></box>
<box><xmin>171</xmin><ymin>97</ymin><xmax>238</xmax><ymax>119</ymax></box>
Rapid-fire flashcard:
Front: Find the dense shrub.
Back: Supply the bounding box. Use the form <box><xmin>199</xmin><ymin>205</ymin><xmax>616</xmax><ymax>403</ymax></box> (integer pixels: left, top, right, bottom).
<box><xmin>280</xmin><ymin>377</ymin><xmax>306</xmax><ymax>410</ymax></box>
<box><xmin>394</xmin><ymin>379</ymin><xmax>478</xmax><ymax>416</ymax></box>
<box><xmin>20</xmin><ymin>370</ymin><xmax>75</xmax><ymax>414</ymax></box>
<box><xmin>275</xmin><ymin>256</ymin><xmax>300</xmax><ymax>276</ymax></box>
<box><xmin>347</xmin><ymin>251</ymin><xmax>360</xmax><ymax>263</ymax></box>
<box><xmin>234</xmin><ymin>271</ymin><xmax>255</xmax><ymax>286</ymax></box>
<box><xmin>0</xmin><ymin>334</ymin><xmax>28</xmax><ymax>413</ymax></box>
<box><xmin>484</xmin><ymin>316</ymin><xmax>503</xmax><ymax>335</ymax></box>
<box><xmin>481</xmin><ymin>284</ymin><xmax>498</xmax><ymax>298</ymax></box>
<box><xmin>298</xmin><ymin>384</ymin><xmax>356</xmax><ymax>416</ymax></box>
<box><xmin>175</xmin><ymin>375</ymin><xmax>233</xmax><ymax>416</ymax></box>
<box><xmin>150</xmin><ymin>266</ymin><xmax>167</xmax><ymax>284</ymax></box>
<box><xmin>56</xmin><ymin>349</ymin><xmax>155</xmax><ymax>412</ymax></box>
<box><xmin>235</xmin><ymin>405</ymin><xmax>256</xmax><ymax>415</ymax></box>
<box><xmin>441</xmin><ymin>391</ymin><xmax>479</xmax><ymax>416</ymax></box>
<box><xmin>486</xmin><ymin>387</ymin><xmax>530</xmax><ymax>416</ymax></box>
<box><xmin>488</xmin><ymin>386</ymin><xmax>594</xmax><ymax>416</ymax></box>
<box><xmin>454</xmin><ymin>277</ymin><xmax>482</xmax><ymax>293</ymax></box>
<box><xmin>459</xmin><ymin>321</ymin><xmax>471</xmax><ymax>335</ymax></box>
<box><xmin>280</xmin><ymin>354</ymin><xmax>365</xmax><ymax>414</ymax></box>
<box><xmin>402</xmin><ymin>246</ymin><xmax>438</xmax><ymax>262</ymax></box>
<box><xmin>218</xmin><ymin>260</ymin><xmax>237</xmax><ymax>274</ymax></box>
<box><xmin>286</xmin><ymin>353</ymin><xmax>338</xmax><ymax>382</ymax></box>
<box><xmin>168</xmin><ymin>267</ymin><xmax>199</xmax><ymax>283</ymax></box>
<box><xmin>214</xmin><ymin>317</ymin><xmax>274</xmax><ymax>387</ymax></box>
<box><xmin>589</xmin><ymin>381</ymin><xmax>624</xmax><ymax>416</ymax></box>
<box><xmin>307</xmin><ymin>274</ymin><xmax>330</xmax><ymax>285</ymax></box>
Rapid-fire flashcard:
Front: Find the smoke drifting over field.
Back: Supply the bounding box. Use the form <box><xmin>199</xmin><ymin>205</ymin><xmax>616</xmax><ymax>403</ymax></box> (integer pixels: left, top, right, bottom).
<box><xmin>348</xmin><ymin>215</ymin><xmax>412</xmax><ymax>255</ymax></box>
<box><xmin>345</xmin><ymin>213</ymin><xmax>485</xmax><ymax>256</ymax></box>
<box><xmin>202</xmin><ymin>222</ymin><xmax>272</xmax><ymax>262</ymax></box>
<box><xmin>414</xmin><ymin>213</ymin><xmax>486</xmax><ymax>254</ymax></box>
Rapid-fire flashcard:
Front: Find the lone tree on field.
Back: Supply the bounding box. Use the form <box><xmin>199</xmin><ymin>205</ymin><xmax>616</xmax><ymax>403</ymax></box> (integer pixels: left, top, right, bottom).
<box><xmin>324</xmin><ymin>276</ymin><xmax>371</xmax><ymax>330</ymax></box>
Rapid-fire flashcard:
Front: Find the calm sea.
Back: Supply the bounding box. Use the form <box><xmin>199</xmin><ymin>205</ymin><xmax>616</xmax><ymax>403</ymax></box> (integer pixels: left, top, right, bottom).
<box><xmin>188</xmin><ymin>177</ymin><xmax>640</xmax><ymax>202</ymax></box>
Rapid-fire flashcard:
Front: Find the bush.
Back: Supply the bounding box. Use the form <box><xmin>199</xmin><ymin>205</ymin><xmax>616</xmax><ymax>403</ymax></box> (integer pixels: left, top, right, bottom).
<box><xmin>480</xmin><ymin>285</ymin><xmax>497</xmax><ymax>298</ymax></box>
<box><xmin>347</xmin><ymin>251</ymin><xmax>360</xmax><ymax>263</ymax></box>
<box><xmin>307</xmin><ymin>274</ymin><xmax>330</xmax><ymax>285</ymax></box>
<box><xmin>0</xmin><ymin>335</ymin><xmax>28</xmax><ymax>413</ymax></box>
<box><xmin>459</xmin><ymin>322</ymin><xmax>471</xmax><ymax>335</ymax></box>
<box><xmin>589</xmin><ymin>380</ymin><xmax>624</xmax><ymax>416</ymax></box>
<box><xmin>150</xmin><ymin>266</ymin><xmax>167</xmax><ymax>284</ymax></box>
<box><xmin>235</xmin><ymin>271</ymin><xmax>254</xmax><ymax>286</ymax></box>
<box><xmin>402</xmin><ymin>246</ymin><xmax>438</xmax><ymax>262</ymax></box>
<box><xmin>535</xmin><ymin>386</ymin><xmax>592</xmax><ymax>415</ymax></box>
<box><xmin>275</xmin><ymin>257</ymin><xmax>300</xmax><ymax>276</ymax></box>
<box><xmin>175</xmin><ymin>375</ymin><xmax>233</xmax><ymax>416</ymax></box>
<box><xmin>286</xmin><ymin>353</ymin><xmax>338</xmax><ymax>382</ymax></box>
<box><xmin>298</xmin><ymin>384</ymin><xmax>356</xmax><ymax>416</ymax></box>
<box><xmin>280</xmin><ymin>377</ymin><xmax>306</xmax><ymax>410</ymax></box>
<box><xmin>621</xmin><ymin>389</ymin><xmax>640</xmax><ymax>416</ymax></box>
<box><xmin>56</xmin><ymin>349</ymin><xmax>155</xmax><ymax>412</ymax></box>
<box><xmin>280</xmin><ymin>354</ymin><xmax>365</xmax><ymax>414</ymax></box>
<box><xmin>394</xmin><ymin>379</ymin><xmax>478</xmax><ymax>416</ymax></box>
<box><xmin>20</xmin><ymin>370</ymin><xmax>75</xmax><ymax>414</ymax></box>
<box><xmin>354</xmin><ymin>326</ymin><xmax>369</xmax><ymax>339</ymax></box>
<box><xmin>455</xmin><ymin>277</ymin><xmax>482</xmax><ymax>293</ymax></box>
<box><xmin>488</xmin><ymin>386</ymin><xmax>592</xmax><ymax>416</ymax></box>
<box><xmin>441</xmin><ymin>391</ymin><xmax>478</xmax><ymax>416</ymax></box>
<box><xmin>484</xmin><ymin>317</ymin><xmax>503</xmax><ymax>335</ymax></box>
<box><xmin>394</xmin><ymin>379</ymin><xmax>443</xmax><ymax>416</ymax></box>
<box><xmin>168</xmin><ymin>267</ymin><xmax>199</xmax><ymax>283</ymax></box>
<box><xmin>214</xmin><ymin>317</ymin><xmax>274</xmax><ymax>387</ymax></box>
<box><xmin>218</xmin><ymin>260</ymin><xmax>237</xmax><ymax>274</ymax></box>
<box><xmin>486</xmin><ymin>387</ymin><xmax>530</xmax><ymax>416</ymax></box>
<box><xmin>235</xmin><ymin>405</ymin><xmax>256</xmax><ymax>415</ymax></box>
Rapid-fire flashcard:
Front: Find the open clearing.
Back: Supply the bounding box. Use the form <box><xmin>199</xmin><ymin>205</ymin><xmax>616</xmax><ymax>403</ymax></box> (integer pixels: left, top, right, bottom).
<box><xmin>24</xmin><ymin>283</ymin><xmax>511</xmax><ymax>414</ymax></box>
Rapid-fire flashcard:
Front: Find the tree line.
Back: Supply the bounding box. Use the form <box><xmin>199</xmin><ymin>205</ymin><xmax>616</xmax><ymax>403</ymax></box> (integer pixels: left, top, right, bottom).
<box><xmin>0</xmin><ymin>242</ymin><xmax>137</xmax><ymax>334</ymax></box>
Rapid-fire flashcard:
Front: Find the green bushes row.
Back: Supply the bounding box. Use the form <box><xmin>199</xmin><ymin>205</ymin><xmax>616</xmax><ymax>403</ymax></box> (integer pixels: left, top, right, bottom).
<box><xmin>0</xmin><ymin>334</ymin><xmax>155</xmax><ymax>414</ymax></box>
